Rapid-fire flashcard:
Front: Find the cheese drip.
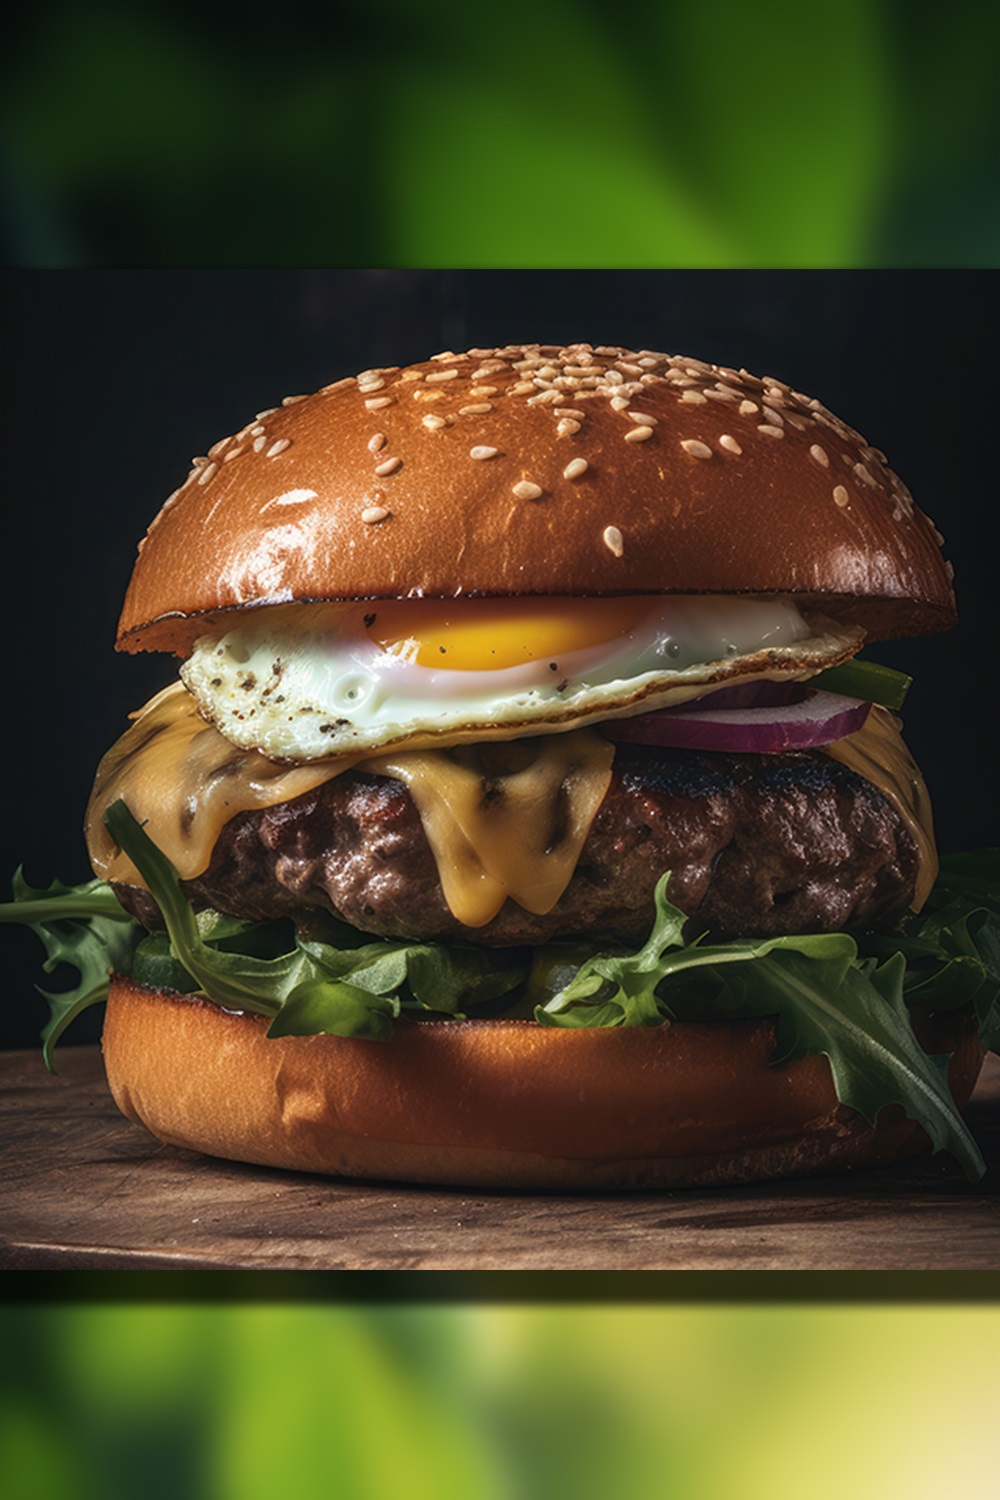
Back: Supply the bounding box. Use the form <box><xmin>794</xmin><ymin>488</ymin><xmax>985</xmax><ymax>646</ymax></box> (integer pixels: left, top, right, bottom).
<box><xmin>85</xmin><ymin>684</ymin><xmax>613</xmax><ymax>926</ymax></box>
<box><xmin>363</xmin><ymin>736</ymin><xmax>614</xmax><ymax>927</ymax></box>
<box><xmin>821</xmin><ymin>705</ymin><xmax>938</xmax><ymax>911</ymax></box>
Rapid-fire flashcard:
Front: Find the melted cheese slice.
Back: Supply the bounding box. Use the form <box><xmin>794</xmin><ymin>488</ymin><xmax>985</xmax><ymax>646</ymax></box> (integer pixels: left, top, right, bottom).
<box><xmin>821</xmin><ymin>704</ymin><xmax>938</xmax><ymax>911</ymax></box>
<box><xmin>85</xmin><ymin>683</ymin><xmax>614</xmax><ymax>928</ymax></box>
<box><xmin>85</xmin><ymin>684</ymin><xmax>359</xmax><ymax>888</ymax></box>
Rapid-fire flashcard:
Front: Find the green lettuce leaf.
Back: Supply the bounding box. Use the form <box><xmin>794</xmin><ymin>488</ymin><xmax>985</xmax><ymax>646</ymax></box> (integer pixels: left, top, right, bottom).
<box><xmin>535</xmin><ymin>874</ymin><xmax>986</xmax><ymax>1179</ymax></box>
<box><xmin>0</xmin><ymin>871</ymin><xmax>142</xmax><ymax>1070</ymax></box>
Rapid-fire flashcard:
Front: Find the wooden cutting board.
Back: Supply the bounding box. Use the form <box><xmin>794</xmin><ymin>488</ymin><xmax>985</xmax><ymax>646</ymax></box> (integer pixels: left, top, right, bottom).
<box><xmin>2</xmin><ymin>1047</ymin><xmax>998</xmax><ymax>1270</ymax></box>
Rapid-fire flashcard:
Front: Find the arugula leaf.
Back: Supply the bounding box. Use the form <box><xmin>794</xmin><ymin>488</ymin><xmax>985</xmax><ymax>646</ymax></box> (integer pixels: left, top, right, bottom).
<box><xmin>862</xmin><ymin>853</ymin><xmax>1000</xmax><ymax>1053</ymax></box>
<box><xmin>738</xmin><ymin>949</ymin><xmax>983</xmax><ymax>1180</ymax></box>
<box><xmin>535</xmin><ymin>876</ymin><xmax>855</xmax><ymax>1028</ymax></box>
<box><xmin>535</xmin><ymin>874</ymin><xmax>986</xmax><ymax>1179</ymax></box>
<box><xmin>0</xmin><ymin>871</ymin><xmax>142</xmax><ymax>1071</ymax></box>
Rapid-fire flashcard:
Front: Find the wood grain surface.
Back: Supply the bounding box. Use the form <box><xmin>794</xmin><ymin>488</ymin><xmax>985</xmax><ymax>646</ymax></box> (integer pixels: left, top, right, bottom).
<box><xmin>1</xmin><ymin>1047</ymin><xmax>998</xmax><ymax>1271</ymax></box>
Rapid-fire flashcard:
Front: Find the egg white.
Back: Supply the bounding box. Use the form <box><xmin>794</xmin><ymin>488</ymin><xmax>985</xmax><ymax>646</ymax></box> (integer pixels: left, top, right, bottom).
<box><xmin>179</xmin><ymin>597</ymin><xmax>861</xmax><ymax>761</ymax></box>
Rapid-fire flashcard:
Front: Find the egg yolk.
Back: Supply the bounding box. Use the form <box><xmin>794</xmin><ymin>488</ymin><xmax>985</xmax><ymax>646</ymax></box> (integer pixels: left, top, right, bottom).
<box><xmin>368</xmin><ymin>597</ymin><xmax>653</xmax><ymax>671</ymax></box>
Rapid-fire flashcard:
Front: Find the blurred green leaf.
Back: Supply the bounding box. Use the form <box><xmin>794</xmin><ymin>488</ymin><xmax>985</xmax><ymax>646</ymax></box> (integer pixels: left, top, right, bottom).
<box><xmin>4</xmin><ymin>0</ymin><xmax>995</xmax><ymax>263</ymax></box>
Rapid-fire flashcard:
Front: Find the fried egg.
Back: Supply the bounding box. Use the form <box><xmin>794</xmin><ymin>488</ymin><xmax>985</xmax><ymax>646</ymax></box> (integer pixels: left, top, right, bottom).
<box><xmin>179</xmin><ymin>596</ymin><xmax>863</xmax><ymax>761</ymax></box>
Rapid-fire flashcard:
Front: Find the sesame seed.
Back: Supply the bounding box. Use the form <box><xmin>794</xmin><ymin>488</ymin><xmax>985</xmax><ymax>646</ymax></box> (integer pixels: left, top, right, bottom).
<box><xmin>426</xmin><ymin>369</ymin><xmax>460</xmax><ymax>383</ymax></box>
<box><xmin>557</xmin><ymin>419</ymin><xmax>581</xmax><ymax>437</ymax></box>
<box><xmin>603</xmin><ymin>525</ymin><xmax>624</xmax><ymax>557</ymax></box>
<box><xmin>625</xmin><ymin>425</ymin><xmax>654</xmax><ymax>443</ymax></box>
<box><xmin>703</xmin><ymin>388</ymin><xmax>737</xmax><ymax>402</ymax></box>
<box><xmin>266</xmin><ymin>438</ymin><xmax>291</xmax><ymax>458</ymax></box>
<box><xmin>554</xmin><ymin>408</ymin><xmax>586</xmax><ymax>420</ymax></box>
<box><xmin>252</xmin><ymin>435</ymin><xmax>267</xmax><ymax>453</ymax></box>
<box><xmin>563</xmin><ymin>458</ymin><xmax>589</xmax><ymax>480</ymax></box>
<box><xmin>249</xmin><ymin>425</ymin><xmax>266</xmax><ymax>437</ymax></box>
<box><xmin>610</xmin><ymin>395</ymin><xmax>630</xmax><ymax>411</ymax></box>
<box><xmin>470</xmin><ymin>386</ymin><xmax>498</xmax><ymax>398</ymax></box>
<box><xmin>833</xmin><ymin>485</ymin><xmax>850</xmax><ymax>507</ymax></box>
<box><xmin>854</xmin><ymin>462</ymin><xmax>878</xmax><ymax>488</ymax></box>
<box><xmin>739</xmin><ymin>400</ymin><xmax>759</xmax><ymax>417</ymax></box>
<box><xmin>208</xmin><ymin>437</ymin><xmax>229</xmax><ymax>458</ymax></box>
<box><xmin>413</xmin><ymin>389</ymin><xmax>444</xmax><ymax>403</ymax></box>
<box><xmin>374</xmin><ymin>456</ymin><xmax>402</xmax><ymax>476</ymax></box>
<box><xmin>762</xmin><ymin>405</ymin><xmax>785</xmax><ymax>426</ymax></box>
<box><xmin>399</xmin><ymin>371</ymin><xmax>422</xmax><ymax>382</ymax></box>
<box><xmin>680</xmin><ymin>439</ymin><xmax>712</xmax><ymax>460</ymax></box>
<box><xmin>509</xmin><ymin>381</ymin><xmax>535</xmax><ymax>396</ymax></box>
<box><xmin>809</xmin><ymin>444</ymin><xmax>829</xmax><ymax>467</ymax></box>
<box><xmin>255</xmin><ymin>408</ymin><xmax>278</xmax><ymax>420</ymax></box>
<box><xmin>758</xmin><ymin>425</ymin><xmax>784</xmax><ymax>439</ymax></box>
<box><xmin>626</xmin><ymin>411</ymin><xmax>657</xmax><ymax>425</ymax></box>
<box><xmin>365</xmin><ymin>397</ymin><xmax>393</xmax><ymax>410</ymax></box>
<box><xmin>718</xmin><ymin>435</ymin><xmax>742</xmax><ymax>455</ymax></box>
<box><xmin>527</xmin><ymin>390</ymin><xmax>562</xmax><ymax>406</ymax></box>
<box><xmin>605</xmin><ymin>369</ymin><xmax>624</xmax><ymax>385</ymax></box>
<box><xmin>358</xmin><ymin>378</ymin><xmax>385</xmax><ymax>393</ymax></box>
<box><xmin>368</xmin><ymin>433</ymin><xmax>387</xmax><ymax>452</ymax></box>
<box><xmin>196</xmin><ymin>461</ymin><xmax>217</xmax><ymax>485</ymax></box>
<box><xmin>223</xmin><ymin>447</ymin><xmax>244</xmax><ymax>462</ymax></box>
<box><xmin>681</xmin><ymin>390</ymin><xmax>708</xmax><ymax>405</ymax></box>
<box><xmin>282</xmin><ymin>394</ymin><xmax>307</xmax><ymax>405</ymax></box>
<box><xmin>422</xmin><ymin>414</ymin><xmax>447</xmax><ymax>430</ymax></box>
<box><xmin>470</xmin><ymin>445</ymin><xmax>500</xmax><ymax>460</ymax></box>
<box><xmin>362</xmin><ymin>506</ymin><xmax>390</xmax><ymax>524</ymax></box>
<box><xmin>512</xmin><ymin>481</ymin><xmax>543</xmax><ymax>500</ymax></box>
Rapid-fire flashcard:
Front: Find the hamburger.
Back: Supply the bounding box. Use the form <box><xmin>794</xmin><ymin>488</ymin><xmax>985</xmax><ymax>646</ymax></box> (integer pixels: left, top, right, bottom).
<box><xmin>4</xmin><ymin>341</ymin><xmax>998</xmax><ymax>1189</ymax></box>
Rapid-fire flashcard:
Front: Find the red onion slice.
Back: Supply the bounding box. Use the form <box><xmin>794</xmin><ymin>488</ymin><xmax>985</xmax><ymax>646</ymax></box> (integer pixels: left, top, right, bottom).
<box><xmin>603</xmin><ymin>688</ymin><xmax>871</xmax><ymax>754</ymax></box>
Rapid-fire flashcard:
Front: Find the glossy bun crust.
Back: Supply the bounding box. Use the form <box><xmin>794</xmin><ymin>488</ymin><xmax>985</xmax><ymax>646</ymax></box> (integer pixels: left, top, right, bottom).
<box><xmin>101</xmin><ymin>977</ymin><xmax>983</xmax><ymax>1189</ymax></box>
<box><xmin>117</xmin><ymin>344</ymin><xmax>956</xmax><ymax>656</ymax></box>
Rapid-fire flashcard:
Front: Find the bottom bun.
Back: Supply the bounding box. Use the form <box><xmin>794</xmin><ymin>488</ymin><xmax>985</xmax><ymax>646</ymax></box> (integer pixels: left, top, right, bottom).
<box><xmin>101</xmin><ymin>976</ymin><xmax>984</xmax><ymax>1190</ymax></box>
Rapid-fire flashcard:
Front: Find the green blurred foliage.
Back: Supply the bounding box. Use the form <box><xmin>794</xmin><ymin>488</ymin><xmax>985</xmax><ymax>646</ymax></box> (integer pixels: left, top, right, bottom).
<box><xmin>0</xmin><ymin>1</ymin><xmax>996</xmax><ymax>265</ymax></box>
<box><xmin>2</xmin><ymin>1303</ymin><xmax>999</xmax><ymax>1500</ymax></box>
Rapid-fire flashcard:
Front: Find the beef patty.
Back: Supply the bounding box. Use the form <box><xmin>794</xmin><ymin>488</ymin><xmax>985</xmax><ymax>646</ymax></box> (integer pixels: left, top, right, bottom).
<box><xmin>117</xmin><ymin>744</ymin><xmax>920</xmax><ymax>945</ymax></box>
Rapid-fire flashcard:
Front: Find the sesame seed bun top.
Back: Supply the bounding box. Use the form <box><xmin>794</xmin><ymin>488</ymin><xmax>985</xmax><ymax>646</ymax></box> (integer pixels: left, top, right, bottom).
<box><xmin>117</xmin><ymin>343</ymin><xmax>956</xmax><ymax>656</ymax></box>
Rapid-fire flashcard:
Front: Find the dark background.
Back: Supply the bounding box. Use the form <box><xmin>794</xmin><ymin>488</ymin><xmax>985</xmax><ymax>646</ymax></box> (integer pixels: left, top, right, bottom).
<box><xmin>2</xmin><ymin>268</ymin><xmax>996</xmax><ymax>1049</ymax></box>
